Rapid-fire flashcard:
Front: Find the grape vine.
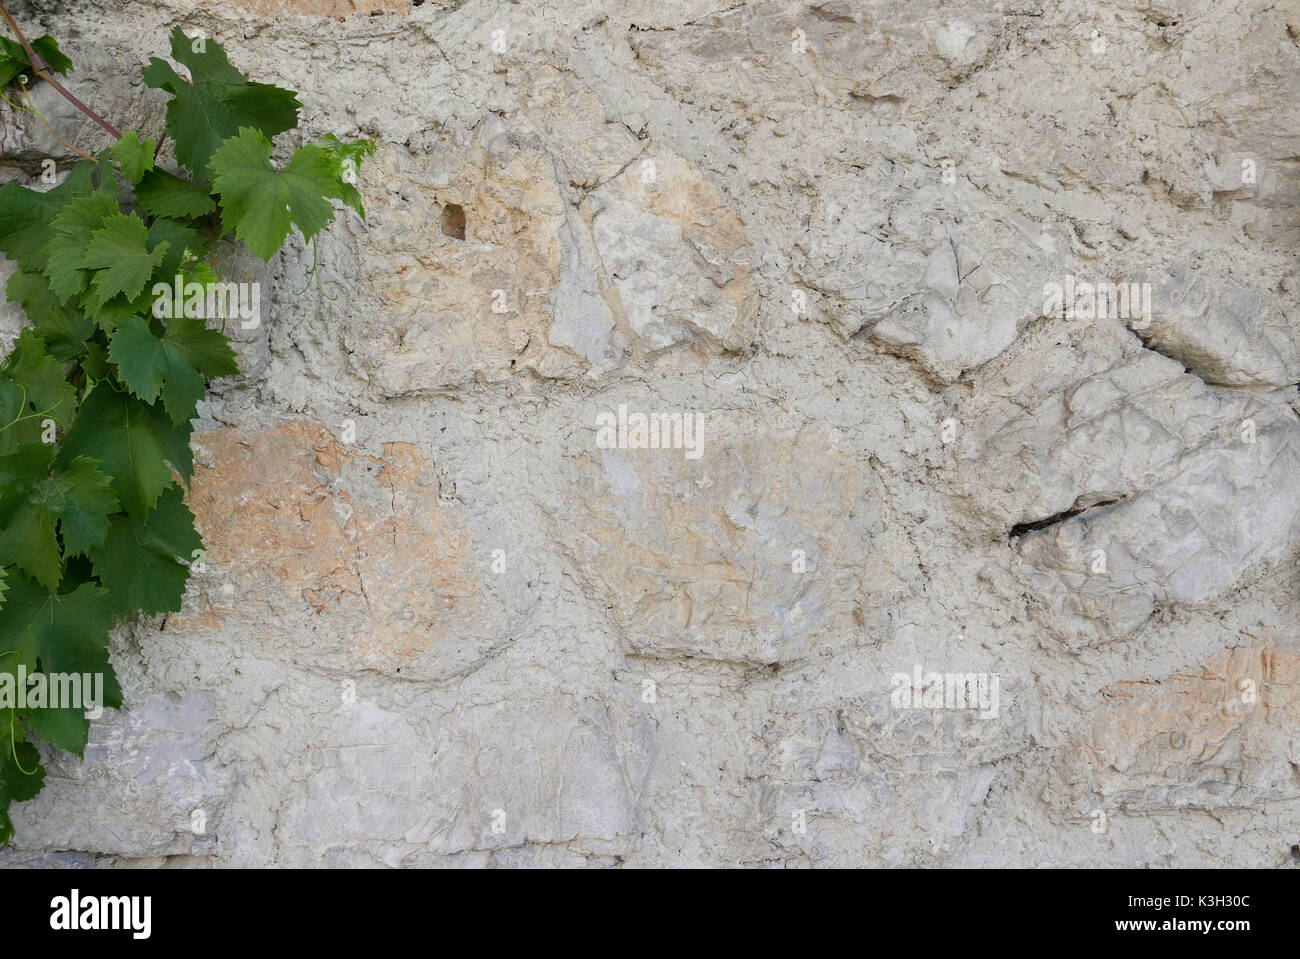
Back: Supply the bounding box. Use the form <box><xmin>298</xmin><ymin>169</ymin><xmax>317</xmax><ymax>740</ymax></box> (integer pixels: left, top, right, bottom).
<box><xmin>0</xmin><ymin>13</ymin><xmax>373</xmax><ymax>843</ymax></box>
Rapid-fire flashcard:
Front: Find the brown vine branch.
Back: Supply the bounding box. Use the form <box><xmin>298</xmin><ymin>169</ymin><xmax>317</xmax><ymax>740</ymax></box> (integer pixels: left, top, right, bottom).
<box><xmin>0</xmin><ymin>0</ymin><xmax>121</xmax><ymax>140</ymax></box>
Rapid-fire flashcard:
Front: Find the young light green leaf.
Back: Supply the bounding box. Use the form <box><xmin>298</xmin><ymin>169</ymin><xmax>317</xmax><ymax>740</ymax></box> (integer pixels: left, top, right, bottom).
<box><xmin>110</xmin><ymin>131</ymin><xmax>157</xmax><ymax>184</ymax></box>
<box><xmin>316</xmin><ymin>134</ymin><xmax>376</xmax><ymax>217</ymax></box>
<box><xmin>40</xmin><ymin>190</ymin><xmax>119</xmax><ymax>304</ymax></box>
<box><xmin>211</xmin><ymin>128</ymin><xmax>340</xmax><ymax>260</ymax></box>
<box><xmin>80</xmin><ymin>213</ymin><xmax>170</xmax><ymax>307</ymax></box>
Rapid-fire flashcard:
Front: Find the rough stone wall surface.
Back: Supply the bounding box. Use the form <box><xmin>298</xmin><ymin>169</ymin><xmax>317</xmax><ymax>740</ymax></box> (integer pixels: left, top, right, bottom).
<box><xmin>0</xmin><ymin>0</ymin><xmax>1298</xmax><ymax>867</ymax></box>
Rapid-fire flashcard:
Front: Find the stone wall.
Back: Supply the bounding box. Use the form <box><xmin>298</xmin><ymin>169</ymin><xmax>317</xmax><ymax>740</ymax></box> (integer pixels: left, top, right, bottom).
<box><xmin>1</xmin><ymin>0</ymin><xmax>1298</xmax><ymax>867</ymax></box>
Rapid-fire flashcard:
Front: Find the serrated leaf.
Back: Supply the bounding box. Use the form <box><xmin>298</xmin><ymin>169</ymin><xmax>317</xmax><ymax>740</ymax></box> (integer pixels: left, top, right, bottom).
<box><xmin>0</xmin><ymin>443</ymin><xmax>58</xmax><ymax>589</ymax></box>
<box><xmin>80</xmin><ymin>213</ymin><xmax>170</xmax><ymax>307</ymax></box>
<box><xmin>42</xmin><ymin>236</ymin><xmax>91</xmax><ymax>304</ymax></box>
<box><xmin>0</xmin><ymin>732</ymin><xmax>44</xmax><ymax>847</ymax></box>
<box><xmin>21</xmin><ymin>701</ymin><xmax>90</xmax><ymax>756</ymax></box>
<box><xmin>41</xmin><ymin>191</ymin><xmax>118</xmax><ymax>304</ymax></box>
<box><xmin>141</xmin><ymin>27</ymin><xmax>300</xmax><ymax>178</ymax></box>
<box><xmin>135</xmin><ymin>168</ymin><xmax>216</xmax><ymax>219</ymax></box>
<box><xmin>88</xmin><ymin>484</ymin><xmax>201</xmax><ymax>617</ymax></box>
<box><xmin>0</xmin><ymin>579</ymin><xmax>121</xmax><ymax>758</ymax></box>
<box><xmin>212</xmin><ymin>128</ymin><xmax>341</xmax><ymax>260</ymax></box>
<box><xmin>3</xmin><ymin>329</ymin><xmax>75</xmax><ymax>425</ymax></box>
<box><xmin>1</xmin><ymin>651</ymin><xmax>94</xmax><ymax>756</ymax></box>
<box><xmin>110</xmin><ymin>131</ymin><xmax>156</xmax><ymax>184</ymax></box>
<box><xmin>56</xmin><ymin>384</ymin><xmax>193</xmax><ymax>518</ymax></box>
<box><xmin>0</xmin><ymin>34</ymin><xmax>73</xmax><ymax>89</ymax></box>
<box><xmin>5</xmin><ymin>272</ymin><xmax>92</xmax><ymax>360</ymax></box>
<box><xmin>317</xmin><ymin>134</ymin><xmax>375</xmax><ymax>217</ymax></box>
<box><xmin>0</xmin><ymin>575</ymin><xmax>117</xmax><ymax>690</ymax></box>
<box><xmin>0</xmin><ymin>735</ymin><xmax>43</xmax><ymax>799</ymax></box>
<box><xmin>147</xmin><ymin>218</ymin><xmax>210</xmax><ymax>281</ymax></box>
<box><xmin>0</xmin><ymin>160</ymin><xmax>95</xmax><ymax>274</ymax></box>
<box><xmin>109</xmin><ymin>313</ymin><xmax>238</xmax><ymax>424</ymax></box>
<box><xmin>0</xmin><ymin>380</ymin><xmax>42</xmax><ymax>454</ymax></box>
<box><xmin>79</xmin><ymin>340</ymin><xmax>108</xmax><ymax>383</ymax></box>
<box><xmin>37</xmin><ymin>456</ymin><xmax>120</xmax><ymax>556</ymax></box>
<box><xmin>87</xmin><ymin>289</ymin><xmax>156</xmax><ymax>334</ymax></box>
<box><xmin>0</xmin><ymin>444</ymin><xmax>53</xmax><ymax>517</ymax></box>
<box><xmin>51</xmin><ymin>189</ymin><xmax>119</xmax><ymax>237</ymax></box>
<box><xmin>0</xmin><ymin>503</ymin><xmax>60</xmax><ymax>590</ymax></box>
<box><xmin>0</xmin><ymin>445</ymin><xmax>117</xmax><ymax>591</ymax></box>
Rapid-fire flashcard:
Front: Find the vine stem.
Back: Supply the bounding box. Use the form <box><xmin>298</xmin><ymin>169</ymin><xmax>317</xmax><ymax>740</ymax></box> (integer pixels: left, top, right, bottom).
<box><xmin>0</xmin><ymin>1</ymin><xmax>121</xmax><ymax>140</ymax></box>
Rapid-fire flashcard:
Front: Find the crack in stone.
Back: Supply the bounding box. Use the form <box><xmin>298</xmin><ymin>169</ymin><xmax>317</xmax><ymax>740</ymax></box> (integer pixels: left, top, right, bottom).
<box><xmin>1008</xmin><ymin>495</ymin><xmax>1128</xmax><ymax>539</ymax></box>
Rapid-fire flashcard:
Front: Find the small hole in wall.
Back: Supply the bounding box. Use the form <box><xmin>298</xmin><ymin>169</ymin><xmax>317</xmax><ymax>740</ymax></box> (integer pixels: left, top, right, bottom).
<box><xmin>441</xmin><ymin>203</ymin><xmax>466</xmax><ymax>240</ymax></box>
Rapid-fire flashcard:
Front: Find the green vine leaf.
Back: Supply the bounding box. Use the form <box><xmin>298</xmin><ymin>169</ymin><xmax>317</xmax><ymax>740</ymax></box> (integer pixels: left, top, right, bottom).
<box><xmin>0</xmin><ymin>381</ymin><xmax>41</xmax><ymax>454</ymax></box>
<box><xmin>56</xmin><ymin>384</ymin><xmax>193</xmax><ymax>519</ymax></box>
<box><xmin>317</xmin><ymin>134</ymin><xmax>376</xmax><ymax>218</ymax></box>
<box><xmin>5</xmin><ymin>271</ymin><xmax>92</xmax><ymax>359</ymax></box>
<box><xmin>109</xmin><ymin>313</ymin><xmax>239</xmax><ymax>424</ymax></box>
<box><xmin>88</xmin><ymin>483</ymin><xmax>201</xmax><ymax>617</ymax></box>
<box><xmin>135</xmin><ymin>168</ymin><xmax>217</xmax><ymax>219</ymax></box>
<box><xmin>0</xmin><ymin>735</ymin><xmax>44</xmax><ymax>845</ymax></box>
<box><xmin>0</xmin><ymin>575</ymin><xmax>118</xmax><ymax>695</ymax></box>
<box><xmin>21</xmin><ymin>700</ymin><xmax>91</xmax><ymax>757</ymax></box>
<box><xmin>0</xmin><ymin>160</ymin><xmax>94</xmax><ymax>274</ymax></box>
<box><xmin>0</xmin><ymin>33</ymin><xmax>71</xmax><ymax>88</ymax></box>
<box><xmin>80</xmin><ymin>212</ymin><xmax>170</xmax><ymax>307</ymax></box>
<box><xmin>142</xmin><ymin>26</ymin><xmax>300</xmax><ymax>178</ymax></box>
<box><xmin>211</xmin><ymin>127</ymin><xmax>341</xmax><ymax>260</ymax></box>
<box><xmin>0</xmin><ymin>443</ymin><xmax>118</xmax><ymax>590</ymax></box>
<box><xmin>41</xmin><ymin>190</ymin><xmax>118</xmax><ymax>304</ymax></box>
<box><xmin>147</xmin><ymin>218</ymin><xmax>210</xmax><ymax>280</ymax></box>
<box><xmin>108</xmin><ymin>130</ymin><xmax>156</xmax><ymax>184</ymax></box>
<box><xmin>3</xmin><ymin>329</ymin><xmax>76</xmax><ymax>426</ymax></box>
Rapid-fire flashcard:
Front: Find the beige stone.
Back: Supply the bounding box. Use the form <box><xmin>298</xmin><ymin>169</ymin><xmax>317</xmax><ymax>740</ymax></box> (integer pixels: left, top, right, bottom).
<box><xmin>177</xmin><ymin>421</ymin><xmax>477</xmax><ymax>674</ymax></box>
